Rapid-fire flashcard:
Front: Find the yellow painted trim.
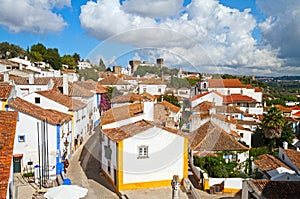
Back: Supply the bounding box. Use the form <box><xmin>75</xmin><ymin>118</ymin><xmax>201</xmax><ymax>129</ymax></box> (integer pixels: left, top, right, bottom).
<box><xmin>183</xmin><ymin>137</ymin><xmax>188</xmax><ymax>178</ymax></box>
<box><xmin>120</xmin><ymin>179</ymin><xmax>175</xmax><ymax>190</ymax></box>
<box><xmin>223</xmin><ymin>188</ymin><xmax>241</xmax><ymax>193</ymax></box>
<box><xmin>2</xmin><ymin>100</ymin><xmax>8</xmax><ymax>111</ymax></box>
<box><xmin>204</xmin><ymin>179</ymin><xmax>210</xmax><ymax>190</ymax></box>
<box><xmin>101</xmin><ymin>169</ymin><xmax>115</xmax><ymax>188</ymax></box>
<box><xmin>69</xmin><ymin>111</ymin><xmax>75</xmax><ymax>151</ymax></box>
<box><xmin>117</xmin><ymin>141</ymin><xmax>123</xmax><ymax>191</ymax></box>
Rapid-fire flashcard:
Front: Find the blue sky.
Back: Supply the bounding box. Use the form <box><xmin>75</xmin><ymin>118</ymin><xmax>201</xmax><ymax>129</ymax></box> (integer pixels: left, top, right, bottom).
<box><xmin>0</xmin><ymin>0</ymin><xmax>299</xmax><ymax>75</ymax></box>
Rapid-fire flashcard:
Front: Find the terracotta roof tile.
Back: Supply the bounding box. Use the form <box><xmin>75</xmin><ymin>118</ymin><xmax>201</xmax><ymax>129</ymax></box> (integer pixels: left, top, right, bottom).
<box><xmin>208</xmin><ymin>79</ymin><xmax>246</xmax><ymax>88</ymax></box>
<box><xmin>211</xmin><ymin>113</ymin><xmax>236</xmax><ymax>124</ymax></box>
<box><xmin>140</xmin><ymin>92</ymin><xmax>156</xmax><ymax>101</ymax></box>
<box><xmin>254</xmin><ymin>87</ymin><xmax>262</xmax><ymax>92</ymax></box>
<box><xmin>284</xmin><ymin>149</ymin><xmax>300</xmax><ymax>170</ymax></box>
<box><xmin>9</xmin><ymin>97</ymin><xmax>72</xmax><ymax>125</ymax></box>
<box><xmin>111</xmin><ymin>93</ymin><xmax>142</xmax><ymax>103</ymax></box>
<box><xmin>192</xmin><ymin>101</ymin><xmax>214</xmax><ymax>112</ymax></box>
<box><xmin>215</xmin><ymin>105</ymin><xmax>245</xmax><ymax>114</ymax></box>
<box><xmin>98</xmin><ymin>75</ymin><xmax>129</xmax><ymax>85</ymax></box>
<box><xmin>189</xmin><ymin>121</ymin><xmax>248</xmax><ymax>151</ymax></box>
<box><xmin>254</xmin><ymin>154</ymin><xmax>292</xmax><ymax>171</ymax></box>
<box><xmin>275</xmin><ymin>104</ymin><xmax>292</xmax><ymax>113</ymax></box>
<box><xmin>0</xmin><ymin>83</ymin><xmax>12</xmax><ymax>100</ymax></box>
<box><xmin>37</xmin><ymin>90</ymin><xmax>86</xmax><ymax>111</ymax></box>
<box><xmin>190</xmin><ymin>92</ymin><xmax>209</xmax><ymax>101</ymax></box>
<box><xmin>250</xmin><ymin>180</ymin><xmax>300</xmax><ymax>198</ymax></box>
<box><xmin>102</xmin><ymin>120</ymin><xmax>153</xmax><ymax>142</ymax></box>
<box><xmin>0</xmin><ymin>111</ymin><xmax>18</xmax><ymax>198</ymax></box>
<box><xmin>223</xmin><ymin>94</ymin><xmax>256</xmax><ymax>104</ymax></box>
<box><xmin>236</xmin><ymin>119</ymin><xmax>259</xmax><ymax>125</ymax></box>
<box><xmin>291</xmin><ymin>106</ymin><xmax>300</xmax><ymax>111</ymax></box>
<box><xmin>74</xmin><ymin>81</ymin><xmax>107</xmax><ymax>94</ymax></box>
<box><xmin>100</xmin><ymin>103</ymin><xmax>143</xmax><ymax>126</ymax></box>
<box><xmin>139</xmin><ymin>78</ymin><xmax>166</xmax><ymax>85</ymax></box>
<box><xmin>68</xmin><ymin>82</ymin><xmax>94</xmax><ymax>98</ymax></box>
<box><xmin>293</xmin><ymin>111</ymin><xmax>300</xmax><ymax>117</ymax></box>
<box><xmin>158</xmin><ymin>100</ymin><xmax>181</xmax><ymax>113</ymax></box>
<box><xmin>10</xmin><ymin>76</ymin><xmax>63</xmax><ymax>85</ymax></box>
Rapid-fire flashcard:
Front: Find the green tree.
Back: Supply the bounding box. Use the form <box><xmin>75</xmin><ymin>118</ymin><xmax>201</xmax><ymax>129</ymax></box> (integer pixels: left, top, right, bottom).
<box><xmin>0</xmin><ymin>42</ymin><xmax>27</xmax><ymax>58</ymax></box>
<box><xmin>72</xmin><ymin>53</ymin><xmax>81</xmax><ymax>63</ymax></box>
<box><xmin>43</xmin><ymin>48</ymin><xmax>61</xmax><ymax>70</ymax></box>
<box><xmin>29</xmin><ymin>51</ymin><xmax>43</xmax><ymax>62</ymax></box>
<box><xmin>30</xmin><ymin>43</ymin><xmax>47</xmax><ymax>57</ymax></box>
<box><xmin>158</xmin><ymin>94</ymin><xmax>180</xmax><ymax>107</ymax></box>
<box><xmin>262</xmin><ymin>107</ymin><xmax>285</xmax><ymax>139</ymax></box>
<box><xmin>99</xmin><ymin>58</ymin><xmax>106</xmax><ymax>71</ymax></box>
<box><xmin>61</xmin><ymin>55</ymin><xmax>76</xmax><ymax>69</ymax></box>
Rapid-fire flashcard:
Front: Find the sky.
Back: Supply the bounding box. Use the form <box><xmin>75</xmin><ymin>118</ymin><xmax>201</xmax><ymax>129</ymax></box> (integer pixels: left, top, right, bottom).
<box><xmin>0</xmin><ymin>0</ymin><xmax>299</xmax><ymax>76</ymax></box>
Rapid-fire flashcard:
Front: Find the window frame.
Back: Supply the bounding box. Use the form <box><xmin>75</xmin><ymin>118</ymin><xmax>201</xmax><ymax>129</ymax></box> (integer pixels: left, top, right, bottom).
<box><xmin>138</xmin><ymin>145</ymin><xmax>149</xmax><ymax>159</ymax></box>
<box><xmin>18</xmin><ymin>135</ymin><xmax>25</xmax><ymax>142</ymax></box>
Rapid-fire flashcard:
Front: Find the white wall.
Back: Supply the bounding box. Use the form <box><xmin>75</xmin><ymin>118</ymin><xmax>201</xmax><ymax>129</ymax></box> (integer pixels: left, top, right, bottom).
<box><xmin>138</xmin><ymin>84</ymin><xmax>166</xmax><ymax>95</ymax></box>
<box><xmin>122</xmin><ymin>127</ymin><xmax>185</xmax><ymax>184</ymax></box>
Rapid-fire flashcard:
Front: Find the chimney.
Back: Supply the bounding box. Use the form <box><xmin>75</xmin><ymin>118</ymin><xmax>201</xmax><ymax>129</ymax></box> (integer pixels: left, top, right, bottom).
<box><xmin>4</xmin><ymin>72</ymin><xmax>9</xmax><ymax>82</ymax></box>
<box><xmin>28</xmin><ymin>74</ymin><xmax>34</xmax><ymax>84</ymax></box>
<box><xmin>63</xmin><ymin>74</ymin><xmax>69</xmax><ymax>95</ymax></box>
<box><xmin>143</xmin><ymin>101</ymin><xmax>154</xmax><ymax>121</ymax></box>
<box><xmin>283</xmin><ymin>141</ymin><xmax>288</xmax><ymax>149</ymax></box>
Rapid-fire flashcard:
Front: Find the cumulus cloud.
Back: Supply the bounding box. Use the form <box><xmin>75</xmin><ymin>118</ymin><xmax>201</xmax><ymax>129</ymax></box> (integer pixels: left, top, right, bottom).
<box><xmin>0</xmin><ymin>0</ymin><xmax>70</xmax><ymax>34</ymax></box>
<box><xmin>122</xmin><ymin>0</ymin><xmax>184</xmax><ymax>18</ymax></box>
<box><xmin>257</xmin><ymin>0</ymin><xmax>300</xmax><ymax>66</ymax></box>
<box><xmin>80</xmin><ymin>0</ymin><xmax>286</xmax><ymax>75</ymax></box>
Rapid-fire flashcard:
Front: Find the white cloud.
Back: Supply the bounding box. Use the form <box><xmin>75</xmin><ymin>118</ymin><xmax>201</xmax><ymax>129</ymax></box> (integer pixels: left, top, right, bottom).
<box><xmin>257</xmin><ymin>0</ymin><xmax>300</xmax><ymax>65</ymax></box>
<box><xmin>0</xmin><ymin>0</ymin><xmax>70</xmax><ymax>34</ymax></box>
<box><xmin>80</xmin><ymin>0</ymin><xmax>286</xmax><ymax>75</ymax></box>
<box><xmin>122</xmin><ymin>0</ymin><xmax>184</xmax><ymax>18</ymax></box>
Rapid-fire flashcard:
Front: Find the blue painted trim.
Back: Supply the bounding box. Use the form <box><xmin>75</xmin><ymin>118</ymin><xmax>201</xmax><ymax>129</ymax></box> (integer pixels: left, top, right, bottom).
<box><xmin>56</xmin><ymin>124</ymin><xmax>61</xmax><ymax>174</ymax></box>
<box><xmin>96</xmin><ymin>93</ymin><xmax>100</xmax><ymax>106</ymax></box>
<box><xmin>94</xmin><ymin>119</ymin><xmax>100</xmax><ymax>127</ymax></box>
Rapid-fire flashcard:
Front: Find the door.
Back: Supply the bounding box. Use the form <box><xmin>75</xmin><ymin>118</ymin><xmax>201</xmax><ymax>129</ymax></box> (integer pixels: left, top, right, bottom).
<box><xmin>13</xmin><ymin>157</ymin><xmax>21</xmax><ymax>173</ymax></box>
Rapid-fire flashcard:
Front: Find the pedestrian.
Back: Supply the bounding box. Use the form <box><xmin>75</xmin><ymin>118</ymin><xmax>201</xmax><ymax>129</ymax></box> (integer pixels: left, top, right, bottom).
<box><xmin>74</xmin><ymin>138</ymin><xmax>78</xmax><ymax>150</ymax></box>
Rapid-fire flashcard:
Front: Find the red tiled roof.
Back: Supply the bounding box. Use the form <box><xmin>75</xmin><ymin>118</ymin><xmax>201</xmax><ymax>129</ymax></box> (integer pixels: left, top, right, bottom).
<box><xmin>10</xmin><ymin>76</ymin><xmax>63</xmax><ymax>85</ymax></box>
<box><xmin>111</xmin><ymin>93</ymin><xmax>142</xmax><ymax>103</ymax></box>
<box><xmin>254</xmin><ymin>154</ymin><xmax>292</xmax><ymax>172</ymax></box>
<box><xmin>236</xmin><ymin>119</ymin><xmax>259</xmax><ymax>125</ymax></box>
<box><xmin>189</xmin><ymin>121</ymin><xmax>248</xmax><ymax>151</ymax></box>
<box><xmin>140</xmin><ymin>92</ymin><xmax>156</xmax><ymax>101</ymax></box>
<box><xmin>158</xmin><ymin>100</ymin><xmax>181</xmax><ymax>113</ymax></box>
<box><xmin>0</xmin><ymin>82</ymin><xmax>12</xmax><ymax>100</ymax></box>
<box><xmin>208</xmin><ymin>79</ymin><xmax>245</xmax><ymax>88</ymax></box>
<box><xmin>250</xmin><ymin>180</ymin><xmax>300</xmax><ymax>198</ymax></box>
<box><xmin>215</xmin><ymin>105</ymin><xmax>245</xmax><ymax>114</ymax></box>
<box><xmin>192</xmin><ymin>101</ymin><xmax>214</xmax><ymax>112</ymax></box>
<box><xmin>100</xmin><ymin>103</ymin><xmax>143</xmax><ymax>126</ymax></box>
<box><xmin>254</xmin><ymin>87</ymin><xmax>262</xmax><ymax>92</ymax></box>
<box><xmin>284</xmin><ymin>149</ymin><xmax>300</xmax><ymax>170</ymax></box>
<box><xmin>0</xmin><ymin>111</ymin><xmax>18</xmax><ymax>198</ymax></box>
<box><xmin>74</xmin><ymin>80</ymin><xmax>107</xmax><ymax>94</ymax></box>
<box><xmin>275</xmin><ymin>104</ymin><xmax>292</xmax><ymax>113</ymax></box>
<box><xmin>293</xmin><ymin>111</ymin><xmax>300</xmax><ymax>117</ymax></box>
<box><xmin>223</xmin><ymin>94</ymin><xmax>256</xmax><ymax>104</ymax></box>
<box><xmin>291</xmin><ymin>106</ymin><xmax>300</xmax><ymax>111</ymax></box>
<box><xmin>211</xmin><ymin>113</ymin><xmax>236</xmax><ymax>124</ymax></box>
<box><xmin>139</xmin><ymin>78</ymin><xmax>166</xmax><ymax>85</ymax></box>
<box><xmin>68</xmin><ymin>82</ymin><xmax>94</xmax><ymax>98</ymax></box>
<box><xmin>9</xmin><ymin>97</ymin><xmax>72</xmax><ymax>125</ymax></box>
<box><xmin>190</xmin><ymin>92</ymin><xmax>209</xmax><ymax>101</ymax></box>
<box><xmin>102</xmin><ymin>120</ymin><xmax>153</xmax><ymax>142</ymax></box>
<box><xmin>37</xmin><ymin>90</ymin><xmax>86</xmax><ymax>111</ymax></box>
<box><xmin>98</xmin><ymin>75</ymin><xmax>129</xmax><ymax>85</ymax></box>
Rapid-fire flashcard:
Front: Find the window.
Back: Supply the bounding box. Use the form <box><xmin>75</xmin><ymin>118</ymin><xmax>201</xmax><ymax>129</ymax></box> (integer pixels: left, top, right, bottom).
<box><xmin>158</xmin><ymin>88</ymin><xmax>162</xmax><ymax>93</ymax></box>
<box><xmin>227</xmin><ymin>90</ymin><xmax>230</xmax><ymax>95</ymax></box>
<box><xmin>240</xmin><ymin>133</ymin><xmax>244</xmax><ymax>138</ymax></box>
<box><xmin>36</xmin><ymin>88</ymin><xmax>41</xmax><ymax>91</ymax></box>
<box><xmin>18</xmin><ymin>135</ymin><xmax>25</xmax><ymax>142</ymax></box>
<box><xmin>240</xmin><ymin>89</ymin><xmax>243</xmax><ymax>95</ymax></box>
<box><xmin>107</xmin><ymin>160</ymin><xmax>111</xmax><ymax>174</ymax></box>
<box><xmin>35</xmin><ymin>97</ymin><xmax>40</xmax><ymax>104</ymax></box>
<box><xmin>143</xmin><ymin>88</ymin><xmax>147</xmax><ymax>92</ymax></box>
<box><xmin>138</xmin><ymin>145</ymin><xmax>149</xmax><ymax>159</ymax></box>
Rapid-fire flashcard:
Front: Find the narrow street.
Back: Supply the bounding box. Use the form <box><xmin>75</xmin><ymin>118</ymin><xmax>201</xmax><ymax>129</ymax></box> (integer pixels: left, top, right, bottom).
<box><xmin>66</xmin><ymin>129</ymin><xmax>119</xmax><ymax>199</ymax></box>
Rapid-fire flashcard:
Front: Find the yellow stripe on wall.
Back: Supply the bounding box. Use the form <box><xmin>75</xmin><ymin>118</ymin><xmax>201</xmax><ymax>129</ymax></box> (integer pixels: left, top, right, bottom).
<box><xmin>117</xmin><ymin>141</ymin><xmax>123</xmax><ymax>191</ymax></box>
<box><xmin>183</xmin><ymin>137</ymin><xmax>188</xmax><ymax>178</ymax></box>
<box><xmin>119</xmin><ymin>179</ymin><xmax>173</xmax><ymax>190</ymax></box>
